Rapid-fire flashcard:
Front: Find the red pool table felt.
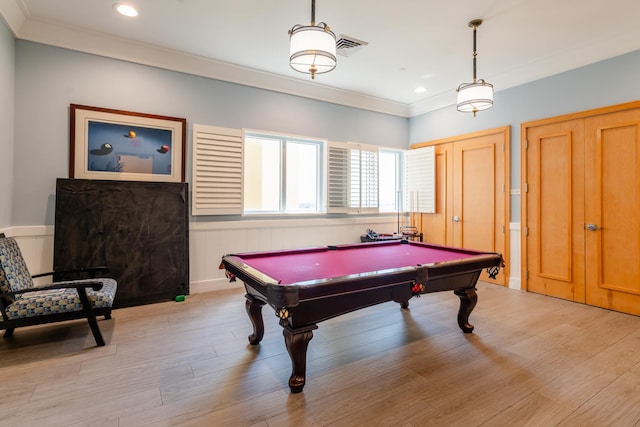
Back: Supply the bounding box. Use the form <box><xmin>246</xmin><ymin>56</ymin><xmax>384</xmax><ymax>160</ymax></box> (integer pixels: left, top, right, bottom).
<box><xmin>234</xmin><ymin>241</ymin><xmax>488</xmax><ymax>285</ymax></box>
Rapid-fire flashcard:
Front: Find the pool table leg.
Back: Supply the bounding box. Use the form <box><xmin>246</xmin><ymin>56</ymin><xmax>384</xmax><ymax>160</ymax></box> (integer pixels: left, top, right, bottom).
<box><xmin>245</xmin><ymin>294</ymin><xmax>266</xmax><ymax>345</ymax></box>
<box><xmin>282</xmin><ymin>324</ymin><xmax>317</xmax><ymax>393</ymax></box>
<box><xmin>454</xmin><ymin>287</ymin><xmax>478</xmax><ymax>333</ymax></box>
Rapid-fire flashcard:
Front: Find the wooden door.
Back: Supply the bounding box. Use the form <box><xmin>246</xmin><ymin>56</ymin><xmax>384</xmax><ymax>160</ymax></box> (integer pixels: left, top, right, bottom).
<box><xmin>452</xmin><ymin>133</ymin><xmax>507</xmax><ymax>285</ymax></box>
<box><xmin>412</xmin><ymin>127</ymin><xmax>509</xmax><ymax>286</ymax></box>
<box><xmin>419</xmin><ymin>143</ymin><xmax>453</xmax><ymax>246</ymax></box>
<box><xmin>524</xmin><ymin>119</ymin><xmax>586</xmax><ymax>302</ymax></box>
<box><xmin>584</xmin><ymin>109</ymin><xmax>640</xmax><ymax>315</ymax></box>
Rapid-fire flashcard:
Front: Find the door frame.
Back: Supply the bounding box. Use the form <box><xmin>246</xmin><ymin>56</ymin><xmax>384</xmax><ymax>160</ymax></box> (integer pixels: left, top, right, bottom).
<box><xmin>520</xmin><ymin>99</ymin><xmax>640</xmax><ymax>292</ymax></box>
<box><xmin>412</xmin><ymin>126</ymin><xmax>511</xmax><ymax>284</ymax></box>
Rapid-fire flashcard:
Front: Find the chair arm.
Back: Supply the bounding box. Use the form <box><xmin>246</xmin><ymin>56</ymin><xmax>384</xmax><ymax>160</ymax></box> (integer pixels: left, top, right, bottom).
<box><xmin>32</xmin><ymin>266</ymin><xmax>110</xmax><ymax>279</ymax></box>
<box><xmin>7</xmin><ymin>281</ymin><xmax>105</xmax><ymax>297</ymax></box>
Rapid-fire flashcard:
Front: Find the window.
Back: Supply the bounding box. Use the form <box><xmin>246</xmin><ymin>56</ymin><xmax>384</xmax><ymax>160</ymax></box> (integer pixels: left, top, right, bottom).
<box><xmin>192</xmin><ymin>124</ymin><xmax>419</xmax><ymax>218</ymax></box>
<box><xmin>379</xmin><ymin>149</ymin><xmax>404</xmax><ymax>213</ymax></box>
<box><xmin>244</xmin><ymin>132</ymin><xmax>323</xmax><ymax>214</ymax></box>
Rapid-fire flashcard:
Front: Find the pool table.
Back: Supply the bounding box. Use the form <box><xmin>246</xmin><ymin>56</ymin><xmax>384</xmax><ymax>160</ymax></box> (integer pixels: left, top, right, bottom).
<box><xmin>220</xmin><ymin>240</ymin><xmax>503</xmax><ymax>393</ymax></box>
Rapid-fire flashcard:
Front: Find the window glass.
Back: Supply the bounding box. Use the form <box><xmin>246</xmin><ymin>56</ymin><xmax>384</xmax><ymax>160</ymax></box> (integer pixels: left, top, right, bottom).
<box><xmin>379</xmin><ymin>150</ymin><xmax>403</xmax><ymax>212</ymax></box>
<box><xmin>285</xmin><ymin>141</ymin><xmax>319</xmax><ymax>212</ymax></box>
<box><xmin>244</xmin><ymin>137</ymin><xmax>281</xmax><ymax>212</ymax></box>
<box><xmin>244</xmin><ymin>132</ymin><xmax>404</xmax><ymax>216</ymax></box>
<box><xmin>244</xmin><ymin>134</ymin><xmax>322</xmax><ymax>214</ymax></box>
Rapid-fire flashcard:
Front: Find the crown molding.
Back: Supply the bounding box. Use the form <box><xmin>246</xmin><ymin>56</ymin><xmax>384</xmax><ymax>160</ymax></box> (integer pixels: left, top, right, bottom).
<box><xmin>0</xmin><ymin>0</ymin><xmax>27</xmax><ymax>35</ymax></box>
<box><xmin>8</xmin><ymin>12</ymin><xmax>412</xmax><ymax>117</ymax></box>
<box><xmin>408</xmin><ymin>91</ymin><xmax>457</xmax><ymax>117</ymax></box>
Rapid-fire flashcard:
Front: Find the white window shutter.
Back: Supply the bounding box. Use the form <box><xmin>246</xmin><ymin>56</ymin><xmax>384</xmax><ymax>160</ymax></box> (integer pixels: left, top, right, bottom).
<box><xmin>359</xmin><ymin>144</ymin><xmax>379</xmax><ymax>212</ymax></box>
<box><xmin>327</xmin><ymin>142</ymin><xmax>352</xmax><ymax>213</ymax></box>
<box><xmin>192</xmin><ymin>124</ymin><xmax>243</xmax><ymax>215</ymax></box>
<box><xmin>405</xmin><ymin>145</ymin><xmax>435</xmax><ymax>213</ymax></box>
<box><xmin>327</xmin><ymin>141</ymin><xmax>379</xmax><ymax>214</ymax></box>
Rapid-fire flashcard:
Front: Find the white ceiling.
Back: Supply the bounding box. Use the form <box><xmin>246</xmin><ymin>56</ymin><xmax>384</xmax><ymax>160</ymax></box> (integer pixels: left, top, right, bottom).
<box><xmin>2</xmin><ymin>0</ymin><xmax>640</xmax><ymax>117</ymax></box>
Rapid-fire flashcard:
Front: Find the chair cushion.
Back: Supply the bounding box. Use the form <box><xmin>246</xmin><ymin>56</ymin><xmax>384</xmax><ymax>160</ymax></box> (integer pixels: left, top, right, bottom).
<box><xmin>0</xmin><ymin>238</ymin><xmax>35</xmax><ymax>289</ymax></box>
<box><xmin>0</xmin><ymin>264</ymin><xmax>11</xmax><ymax>307</ymax></box>
<box><xmin>1</xmin><ymin>278</ymin><xmax>117</xmax><ymax>320</ymax></box>
<box><xmin>0</xmin><ymin>238</ymin><xmax>35</xmax><ymax>306</ymax></box>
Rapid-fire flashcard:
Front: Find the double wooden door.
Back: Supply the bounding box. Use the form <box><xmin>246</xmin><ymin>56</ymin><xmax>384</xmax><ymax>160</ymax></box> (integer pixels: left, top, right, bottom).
<box><xmin>412</xmin><ymin>127</ymin><xmax>510</xmax><ymax>285</ymax></box>
<box><xmin>523</xmin><ymin>101</ymin><xmax>640</xmax><ymax>315</ymax></box>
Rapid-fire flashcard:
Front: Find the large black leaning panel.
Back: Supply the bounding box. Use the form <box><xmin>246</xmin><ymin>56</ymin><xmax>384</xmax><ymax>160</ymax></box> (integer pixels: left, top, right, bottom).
<box><xmin>53</xmin><ymin>178</ymin><xmax>189</xmax><ymax>308</ymax></box>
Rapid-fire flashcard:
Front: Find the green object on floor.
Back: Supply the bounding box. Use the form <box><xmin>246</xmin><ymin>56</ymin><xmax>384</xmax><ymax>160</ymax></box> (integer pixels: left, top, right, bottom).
<box><xmin>175</xmin><ymin>295</ymin><xmax>185</xmax><ymax>302</ymax></box>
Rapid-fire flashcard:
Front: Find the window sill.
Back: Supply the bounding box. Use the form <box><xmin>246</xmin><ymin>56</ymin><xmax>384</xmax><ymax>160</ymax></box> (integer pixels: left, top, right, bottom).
<box><xmin>190</xmin><ymin>214</ymin><xmax>400</xmax><ymax>231</ymax></box>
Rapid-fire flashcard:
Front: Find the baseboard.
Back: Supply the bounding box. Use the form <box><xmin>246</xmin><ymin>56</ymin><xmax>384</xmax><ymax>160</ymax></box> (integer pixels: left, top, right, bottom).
<box><xmin>189</xmin><ymin>278</ymin><xmax>241</xmax><ymax>294</ymax></box>
<box><xmin>3</xmin><ymin>225</ymin><xmax>54</xmax><ymax>237</ymax></box>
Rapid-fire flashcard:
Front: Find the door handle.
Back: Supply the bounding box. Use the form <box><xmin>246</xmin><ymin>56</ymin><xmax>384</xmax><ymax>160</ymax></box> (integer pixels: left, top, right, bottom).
<box><xmin>452</xmin><ymin>216</ymin><xmax>461</xmax><ymax>222</ymax></box>
<box><xmin>585</xmin><ymin>223</ymin><xmax>600</xmax><ymax>231</ymax></box>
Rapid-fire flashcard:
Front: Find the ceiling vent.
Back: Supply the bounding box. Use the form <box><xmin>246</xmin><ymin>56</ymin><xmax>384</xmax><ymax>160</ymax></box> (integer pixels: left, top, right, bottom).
<box><xmin>336</xmin><ymin>35</ymin><xmax>368</xmax><ymax>57</ymax></box>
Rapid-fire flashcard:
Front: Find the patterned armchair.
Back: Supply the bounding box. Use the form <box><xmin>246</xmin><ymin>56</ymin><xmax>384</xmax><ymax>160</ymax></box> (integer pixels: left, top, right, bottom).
<box><xmin>0</xmin><ymin>237</ymin><xmax>117</xmax><ymax>347</ymax></box>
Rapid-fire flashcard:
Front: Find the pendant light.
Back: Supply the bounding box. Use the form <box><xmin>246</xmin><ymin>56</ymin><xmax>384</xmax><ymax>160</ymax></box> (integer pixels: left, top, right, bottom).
<box><xmin>288</xmin><ymin>0</ymin><xmax>336</xmax><ymax>79</ymax></box>
<box><xmin>456</xmin><ymin>19</ymin><xmax>493</xmax><ymax>116</ymax></box>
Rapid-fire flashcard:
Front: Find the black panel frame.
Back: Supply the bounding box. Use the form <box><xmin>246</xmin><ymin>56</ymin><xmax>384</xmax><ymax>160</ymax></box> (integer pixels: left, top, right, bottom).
<box><xmin>54</xmin><ymin>178</ymin><xmax>189</xmax><ymax>308</ymax></box>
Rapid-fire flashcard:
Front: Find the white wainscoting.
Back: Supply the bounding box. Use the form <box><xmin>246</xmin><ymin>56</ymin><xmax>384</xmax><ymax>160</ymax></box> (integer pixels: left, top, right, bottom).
<box><xmin>509</xmin><ymin>222</ymin><xmax>522</xmax><ymax>290</ymax></box>
<box><xmin>3</xmin><ymin>219</ymin><xmax>522</xmax><ymax>294</ymax></box>
<box><xmin>189</xmin><ymin>217</ymin><xmax>399</xmax><ymax>293</ymax></box>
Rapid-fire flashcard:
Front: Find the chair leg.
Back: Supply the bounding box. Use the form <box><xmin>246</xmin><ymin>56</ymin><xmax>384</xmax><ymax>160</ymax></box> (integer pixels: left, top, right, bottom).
<box><xmin>86</xmin><ymin>314</ymin><xmax>105</xmax><ymax>347</ymax></box>
<box><xmin>3</xmin><ymin>328</ymin><xmax>14</xmax><ymax>337</ymax></box>
<box><xmin>77</xmin><ymin>288</ymin><xmax>106</xmax><ymax>347</ymax></box>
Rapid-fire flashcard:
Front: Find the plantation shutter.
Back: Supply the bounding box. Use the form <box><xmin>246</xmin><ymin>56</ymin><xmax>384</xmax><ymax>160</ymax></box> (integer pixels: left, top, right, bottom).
<box><xmin>360</xmin><ymin>145</ymin><xmax>379</xmax><ymax>211</ymax></box>
<box><xmin>327</xmin><ymin>142</ymin><xmax>350</xmax><ymax>212</ymax></box>
<box><xmin>405</xmin><ymin>145</ymin><xmax>435</xmax><ymax>213</ymax></box>
<box><xmin>327</xmin><ymin>141</ymin><xmax>379</xmax><ymax>213</ymax></box>
<box><xmin>192</xmin><ymin>124</ymin><xmax>243</xmax><ymax>215</ymax></box>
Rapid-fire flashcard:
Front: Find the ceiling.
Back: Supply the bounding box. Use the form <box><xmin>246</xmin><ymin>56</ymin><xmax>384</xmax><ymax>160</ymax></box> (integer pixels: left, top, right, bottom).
<box><xmin>2</xmin><ymin>0</ymin><xmax>640</xmax><ymax>117</ymax></box>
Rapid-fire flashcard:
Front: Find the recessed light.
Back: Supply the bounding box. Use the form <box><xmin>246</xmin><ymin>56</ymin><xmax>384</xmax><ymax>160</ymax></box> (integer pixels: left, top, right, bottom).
<box><xmin>415</xmin><ymin>86</ymin><xmax>427</xmax><ymax>94</ymax></box>
<box><xmin>114</xmin><ymin>3</ymin><xmax>138</xmax><ymax>17</ymax></box>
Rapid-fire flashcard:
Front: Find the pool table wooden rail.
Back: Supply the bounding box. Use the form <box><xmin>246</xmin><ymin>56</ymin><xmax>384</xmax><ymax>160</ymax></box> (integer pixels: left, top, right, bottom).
<box><xmin>222</xmin><ymin>246</ymin><xmax>501</xmax><ymax>308</ymax></box>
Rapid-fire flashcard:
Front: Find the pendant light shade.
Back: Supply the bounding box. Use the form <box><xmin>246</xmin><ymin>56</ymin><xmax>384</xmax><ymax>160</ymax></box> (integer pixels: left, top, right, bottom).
<box><xmin>289</xmin><ymin>0</ymin><xmax>336</xmax><ymax>79</ymax></box>
<box><xmin>456</xmin><ymin>80</ymin><xmax>493</xmax><ymax>113</ymax></box>
<box><xmin>457</xmin><ymin>19</ymin><xmax>493</xmax><ymax>116</ymax></box>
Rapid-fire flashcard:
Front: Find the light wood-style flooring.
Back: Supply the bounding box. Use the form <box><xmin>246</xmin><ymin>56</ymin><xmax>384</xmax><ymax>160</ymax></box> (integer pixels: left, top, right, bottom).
<box><xmin>2</xmin><ymin>282</ymin><xmax>640</xmax><ymax>427</ymax></box>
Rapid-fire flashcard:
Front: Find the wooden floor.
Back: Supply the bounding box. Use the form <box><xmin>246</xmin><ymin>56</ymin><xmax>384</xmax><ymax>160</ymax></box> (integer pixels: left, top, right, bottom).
<box><xmin>2</xmin><ymin>282</ymin><xmax>640</xmax><ymax>427</ymax></box>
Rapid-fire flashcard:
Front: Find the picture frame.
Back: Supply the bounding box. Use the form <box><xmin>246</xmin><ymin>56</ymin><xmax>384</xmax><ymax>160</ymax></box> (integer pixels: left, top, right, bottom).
<box><xmin>69</xmin><ymin>104</ymin><xmax>186</xmax><ymax>182</ymax></box>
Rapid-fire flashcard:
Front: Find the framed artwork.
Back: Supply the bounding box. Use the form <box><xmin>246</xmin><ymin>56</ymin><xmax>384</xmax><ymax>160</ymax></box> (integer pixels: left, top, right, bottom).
<box><xmin>69</xmin><ymin>104</ymin><xmax>186</xmax><ymax>182</ymax></box>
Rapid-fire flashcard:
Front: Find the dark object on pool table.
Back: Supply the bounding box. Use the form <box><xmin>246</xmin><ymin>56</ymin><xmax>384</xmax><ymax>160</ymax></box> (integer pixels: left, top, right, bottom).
<box><xmin>221</xmin><ymin>240</ymin><xmax>503</xmax><ymax>393</ymax></box>
<box><xmin>360</xmin><ymin>226</ymin><xmax>423</xmax><ymax>242</ymax></box>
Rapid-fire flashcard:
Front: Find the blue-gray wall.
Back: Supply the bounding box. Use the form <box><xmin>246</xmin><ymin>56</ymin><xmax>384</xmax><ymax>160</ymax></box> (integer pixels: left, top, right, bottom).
<box><xmin>0</xmin><ymin>18</ymin><xmax>14</xmax><ymax>229</ymax></box>
<box><xmin>8</xmin><ymin>30</ymin><xmax>640</xmax><ymax>227</ymax></box>
<box><xmin>410</xmin><ymin>49</ymin><xmax>640</xmax><ymax>221</ymax></box>
<box><xmin>13</xmin><ymin>40</ymin><xmax>408</xmax><ymax>226</ymax></box>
